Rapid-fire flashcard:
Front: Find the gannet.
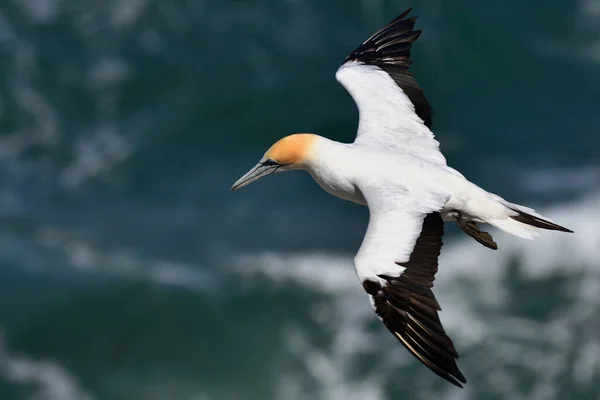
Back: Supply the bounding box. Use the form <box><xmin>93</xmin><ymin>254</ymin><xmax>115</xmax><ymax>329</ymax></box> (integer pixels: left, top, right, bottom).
<box><xmin>231</xmin><ymin>8</ymin><xmax>572</xmax><ymax>388</ymax></box>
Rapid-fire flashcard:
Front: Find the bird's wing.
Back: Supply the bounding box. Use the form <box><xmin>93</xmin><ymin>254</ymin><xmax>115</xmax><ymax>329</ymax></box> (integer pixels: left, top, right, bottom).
<box><xmin>335</xmin><ymin>8</ymin><xmax>446</xmax><ymax>165</ymax></box>
<box><xmin>354</xmin><ymin>185</ymin><xmax>466</xmax><ymax>387</ymax></box>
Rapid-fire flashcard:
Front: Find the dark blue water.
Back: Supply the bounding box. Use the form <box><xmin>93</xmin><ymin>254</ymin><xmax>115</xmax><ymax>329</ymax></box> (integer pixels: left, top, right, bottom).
<box><xmin>0</xmin><ymin>1</ymin><xmax>599</xmax><ymax>399</ymax></box>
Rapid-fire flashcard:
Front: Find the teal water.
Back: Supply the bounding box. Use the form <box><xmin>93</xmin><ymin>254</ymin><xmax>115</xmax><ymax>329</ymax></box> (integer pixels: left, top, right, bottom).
<box><xmin>0</xmin><ymin>1</ymin><xmax>600</xmax><ymax>399</ymax></box>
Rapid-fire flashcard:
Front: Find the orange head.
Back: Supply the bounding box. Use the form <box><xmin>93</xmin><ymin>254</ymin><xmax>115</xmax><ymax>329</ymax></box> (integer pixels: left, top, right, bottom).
<box><xmin>263</xmin><ymin>133</ymin><xmax>316</xmax><ymax>166</ymax></box>
<box><xmin>231</xmin><ymin>133</ymin><xmax>317</xmax><ymax>191</ymax></box>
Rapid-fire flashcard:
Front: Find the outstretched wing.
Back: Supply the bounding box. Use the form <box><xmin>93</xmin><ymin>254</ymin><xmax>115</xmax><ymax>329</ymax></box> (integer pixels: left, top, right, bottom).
<box><xmin>336</xmin><ymin>8</ymin><xmax>446</xmax><ymax>164</ymax></box>
<box><xmin>354</xmin><ymin>187</ymin><xmax>466</xmax><ymax>387</ymax></box>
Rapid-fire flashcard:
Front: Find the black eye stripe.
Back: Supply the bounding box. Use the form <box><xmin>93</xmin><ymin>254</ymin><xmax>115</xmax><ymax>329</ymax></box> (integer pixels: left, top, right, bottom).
<box><xmin>262</xmin><ymin>159</ymin><xmax>279</xmax><ymax>166</ymax></box>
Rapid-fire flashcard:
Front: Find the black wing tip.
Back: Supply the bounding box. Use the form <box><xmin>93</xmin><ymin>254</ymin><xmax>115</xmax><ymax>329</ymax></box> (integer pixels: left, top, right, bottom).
<box><xmin>400</xmin><ymin>7</ymin><xmax>413</xmax><ymax>17</ymax></box>
<box><xmin>439</xmin><ymin>368</ymin><xmax>467</xmax><ymax>389</ymax></box>
<box><xmin>449</xmin><ymin>364</ymin><xmax>468</xmax><ymax>387</ymax></box>
<box><xmin>390</xmin><ymin>326</ymin><xmax>467</xmax><ymax>388</ymax></box>
<box><xmin>449</xmin><ymin>374</ymin><xmax>467</xmax><ymax>389</ymax></box>
<box><xmin>343</xmin><ymin>8</ymin><xmax>422</xmax><ymax>64</ymax></box>
<box><xmin>393</xmin><ymin>8</ymin><xmax>418</xmax><ymax>24</ymax></box>
<box><xmin>341</xmin><ymin>7</ymin><xmax>433</xmax><ymax>128</ymax></box>
<box><xmin>381</xmin><ymin>8</ymin><xmax>415</xmax><ymax>30</ymax></box>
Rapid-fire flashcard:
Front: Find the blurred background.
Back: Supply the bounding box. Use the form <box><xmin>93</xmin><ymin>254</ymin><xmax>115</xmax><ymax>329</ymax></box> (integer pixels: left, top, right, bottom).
<box><xmin>0</xmin><ymin>0</ymin><xmax>599</xmax><ymax>399</ymax></box>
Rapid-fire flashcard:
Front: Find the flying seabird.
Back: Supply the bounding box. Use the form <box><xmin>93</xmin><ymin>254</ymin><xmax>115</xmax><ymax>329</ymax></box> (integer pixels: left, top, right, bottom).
<box><xmin>230</xmin><ymin>8</ymin><xmax>573</xmax><ymax>388</ymax></box>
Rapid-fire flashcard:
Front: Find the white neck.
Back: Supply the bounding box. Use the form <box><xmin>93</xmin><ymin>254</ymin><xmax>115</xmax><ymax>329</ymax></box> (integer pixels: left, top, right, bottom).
<box><xmin>303</xmin><ymin>137</ymin><xmax>366</xmax><ymax>205</ymax></box>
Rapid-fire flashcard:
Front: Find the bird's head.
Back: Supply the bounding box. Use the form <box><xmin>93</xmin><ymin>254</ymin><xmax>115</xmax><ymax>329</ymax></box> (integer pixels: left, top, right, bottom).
<box><xmin>231</xmin><ymin>133</ymin><xmax>317</xmax><ymax>191</ymax></box>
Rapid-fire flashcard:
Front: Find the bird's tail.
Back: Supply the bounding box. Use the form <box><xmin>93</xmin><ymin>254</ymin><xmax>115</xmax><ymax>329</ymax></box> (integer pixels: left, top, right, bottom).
<box><xmin>485</xmin><ymin>196</ymin><xmax>573</xmax><ymax>239</ymax></box>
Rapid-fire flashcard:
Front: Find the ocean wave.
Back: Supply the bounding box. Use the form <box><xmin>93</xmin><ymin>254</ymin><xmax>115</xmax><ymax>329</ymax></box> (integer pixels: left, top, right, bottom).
<box><xmin>31</xmin><ymin>225</ymin><xmax>216</xmax><ymax>292</ymax></box>
<box><xmin>0</xmin><ymin>332</ymin><xmax>94</xmax><ymax>400</ymax></box>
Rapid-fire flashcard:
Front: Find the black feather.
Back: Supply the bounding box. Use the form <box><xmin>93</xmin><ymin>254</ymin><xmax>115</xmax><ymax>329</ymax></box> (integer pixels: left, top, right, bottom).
<box><xmin>362</xmin><ymin>213</ymin><xmax>467</xmax><ymax>388</ymax></box>
<box><xmin>343</xmin><ymin>8</ymin><xmax>432</xmax><ymax>128</ymax></box>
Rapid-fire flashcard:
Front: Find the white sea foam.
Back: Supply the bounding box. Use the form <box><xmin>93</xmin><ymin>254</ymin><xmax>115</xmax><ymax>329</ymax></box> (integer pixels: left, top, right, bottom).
<box><xmin>110</xmin><ymin>0</ymin><xmax>150</xmax><ymax>29</ymax></box>
<box><xmin>0</xmin><ymin>332</ymin><xmax>94</xmax><ymax>400</ymax></box>
<box><xmin>14</xmin><ymin>0</ymin><xmax>63</xmax><ymax>24</ymax></box>
<box><xmin>233</xmin><ymin>190</ymin><xmax>600</xmax><ymax>400</ymax></box>
<box><xmin>520</xmin><ymin>165</ymin><xmax>600</xmax><ymax>194</ymax></box>
<box><xmin>33</xmin><ymin>225</ymin><xmax>215</xmax><ymax>292</ymax></box>
<box><xmin>59</xmin><ymin>124</ymin><xmax>134</xmax><ymax>189</ymax></box>
<box><xmin>0</xmin><ymin>2</ymin><xmax>139</xmax><ymax>191</ymax></box>
<box><xmin>578</xmin><ymin>0</ymin><xmax>600</xmax><ymax>61</ymax></box>
<box><xmin>580</xmin><ymin>0</ymin><xmax>600</xmax><ymax>26</ymax></box>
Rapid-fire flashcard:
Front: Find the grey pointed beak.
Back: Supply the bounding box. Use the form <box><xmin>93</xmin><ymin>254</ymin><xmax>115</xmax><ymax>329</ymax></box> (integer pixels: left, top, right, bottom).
<box><xmin>231</xmin><ymin>162</ymin><xmax>278</xmax><ymax>192</ymax></box>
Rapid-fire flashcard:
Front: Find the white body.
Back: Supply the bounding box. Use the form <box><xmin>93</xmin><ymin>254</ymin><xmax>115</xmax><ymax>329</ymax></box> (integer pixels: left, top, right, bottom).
<box><xmin>308</xmin><ymin>137</ymin><xmax>504</xmax><ymax>218</ymax></box>
<box><xmin>306</xmin><ymin>137</ymin><xmax>537</xmax><ymax>282</ymax></box>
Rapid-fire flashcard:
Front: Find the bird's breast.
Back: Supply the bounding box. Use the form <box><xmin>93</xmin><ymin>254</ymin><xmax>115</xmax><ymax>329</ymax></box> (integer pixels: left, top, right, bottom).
<box><xmin>308</xmin><ymin>168</ymin><xmax>367</xmax><ymax>205</ymax></box>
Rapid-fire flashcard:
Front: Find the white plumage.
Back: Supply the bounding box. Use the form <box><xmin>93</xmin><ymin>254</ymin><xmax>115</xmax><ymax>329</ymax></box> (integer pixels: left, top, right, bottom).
<box><xmin>335</xmin><ymin>62</ymin><xmax>447</xmax><ymax>165</ymax></box>
<box><xmin>231</xmin><ymin>8</ymin><xmax>572</xmax><ymax>388</ymax></box>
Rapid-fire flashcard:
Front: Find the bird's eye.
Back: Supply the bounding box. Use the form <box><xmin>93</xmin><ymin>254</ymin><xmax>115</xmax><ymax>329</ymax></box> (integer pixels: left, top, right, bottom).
<box><xmin>263</xmin><ymin>159</ymin><xmax>278</xmax><ymax>166</ymax></box>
